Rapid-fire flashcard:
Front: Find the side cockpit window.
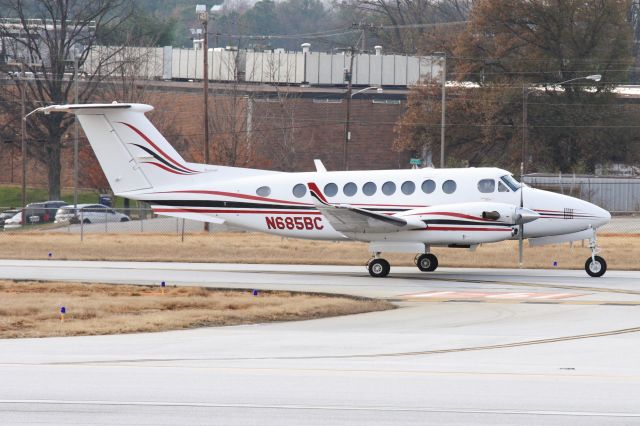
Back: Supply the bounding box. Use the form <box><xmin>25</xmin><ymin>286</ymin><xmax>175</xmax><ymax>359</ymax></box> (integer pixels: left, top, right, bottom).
<box><xmin>498</xmin><ymin>181</ymin><xmax>510</xmax><ymax>192</ymax></box>
<box><xmin>478</xmin><ymin>179</ymin><xmax>495</xmax><ymax>193</ymax></box>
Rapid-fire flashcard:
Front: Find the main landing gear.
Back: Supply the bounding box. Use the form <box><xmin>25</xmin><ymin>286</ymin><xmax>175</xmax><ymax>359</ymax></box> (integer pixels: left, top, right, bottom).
<box><xmin>366</xmin><ymin>252</ymin><xmax>439</xmax><ymax>278</ymax></box>
<box><xmin>585</xmin><ymin>228</ymin><xmax>607</xmax><ymax>278</ymax></box>
<box><xmin>415</xmin><ymin>253</ymin><xmax>438</xmax><ymax>272</ymax></box>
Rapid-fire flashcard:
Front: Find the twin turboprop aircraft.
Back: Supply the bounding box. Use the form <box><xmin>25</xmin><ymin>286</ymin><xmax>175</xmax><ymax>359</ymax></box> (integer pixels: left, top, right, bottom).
<box><xmin>38</xmin><ymin>103</ymin><xmax>611</xmax><ymax>277</ymax></box>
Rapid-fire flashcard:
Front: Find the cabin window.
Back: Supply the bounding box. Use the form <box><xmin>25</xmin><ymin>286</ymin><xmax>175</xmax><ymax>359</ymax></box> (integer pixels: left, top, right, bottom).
<box><xmin>478</xmin><ymin>179</ymin><xmax>495</xmax><ymax>193</ymax></box>
<box><xmin>324</xmin><ymin>183</ymin><xmax>338</xmax><ymax>197</ymax></box>
<box><xmin>442</xmin><ymin>180</ymin><xmax>457</xmax><ymax>194</ymax></box>
<box><xmin>256</xmin><ymin>186</ymin><xmax>271</xmax><ymax>197</ymax></box>
<box><xmin>343</xmin><ymin>182</ymin><xmax>357</xmax><ymax>196</ymax></box>
<box><xmin>401</xmin><ymin>181</ymin><xmax>415</xmax><ymax>195</ymax></box>
<box><xmin>292</xmin><ymin>184</ymin><xmax>307</xmax><ymax>198</ymax></box>
<box><xmin>382</xmin><ymin>181</ymin><xmax>396</xmax><ymax>195</ymax></box>
<box><xmin>421</xmin><ymin>179</ymin><xmax>436</xmax><ymax>194</ymax></box>
<box><xmin>498</xmin><ymin>181</ymin><xmax>510</xmax><ymax>192</ymax></box>
<box><xmin>363</xmin><ymin>182</ymin><xmax>377</xmax><ymax>196</ymax></box>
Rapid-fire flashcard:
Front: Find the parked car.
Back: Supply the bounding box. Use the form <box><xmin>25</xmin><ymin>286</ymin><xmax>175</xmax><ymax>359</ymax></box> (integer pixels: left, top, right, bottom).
<box><xmin>55</xmin><ymin>204</ymin><xmax>130</xmax><ymax>224</ymax></box>
<box><xmin>24</xmin><ymin>201</ymin><xmax>67</xmax><ymax>224</ymax></box>
<box><xmin>3</xmin><ymin>212</ymin><xmax>22</xmax><ymax>230</ymax></box>
<box><xmin>0</xmin><ymin>209</ymin><xmax>20</xmax><ymax>228</ymax></box>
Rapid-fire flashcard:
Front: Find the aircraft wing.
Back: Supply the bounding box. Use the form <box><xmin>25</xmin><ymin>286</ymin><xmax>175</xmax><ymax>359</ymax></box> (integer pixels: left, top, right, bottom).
<box><xmin>307</xmin><ymin>183</ymin><xmax>423</xmax><ymax>234</ymax></box>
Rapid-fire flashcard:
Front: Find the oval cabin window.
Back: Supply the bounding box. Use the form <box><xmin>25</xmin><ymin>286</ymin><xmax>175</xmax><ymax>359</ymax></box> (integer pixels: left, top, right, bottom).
<box><xmin>442</xmin><ymin>180</ymin><xmax>457</xmax><ymax>194</ymax></box>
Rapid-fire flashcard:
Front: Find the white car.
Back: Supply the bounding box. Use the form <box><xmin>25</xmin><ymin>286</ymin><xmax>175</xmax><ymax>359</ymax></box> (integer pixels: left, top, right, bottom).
<box><xmin>55</xmin><ymin>204</ymin><xmax>130</xmax><ymax>224</ymax></box>
<box><xmin>3</xmin><ymin>212</ymin><xmax>23</xmax><ymax>230</ymax></box>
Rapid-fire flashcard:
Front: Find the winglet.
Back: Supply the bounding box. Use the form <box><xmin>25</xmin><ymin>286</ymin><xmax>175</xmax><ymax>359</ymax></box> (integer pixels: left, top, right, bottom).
<box><xmin>307</xmin><ymin>182</ymin><xmax>329</xmax><ymax>205</ymax></box>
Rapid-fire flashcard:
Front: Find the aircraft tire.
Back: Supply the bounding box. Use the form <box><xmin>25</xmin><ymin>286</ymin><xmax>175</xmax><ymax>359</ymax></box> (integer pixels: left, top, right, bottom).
<box><xmin>368</xmin><ymin>258</ymin><xmax>390</xmax><ymax>278</ymax></box>
<box><xmin>417</xmin><ymin>253</ymin><xmax>438</xmax><ymax>272</ymax></box>
<box><xmin>585</xmin><ymin>255</ymin><xmax>607</xmax><ymax>277</ymax></box>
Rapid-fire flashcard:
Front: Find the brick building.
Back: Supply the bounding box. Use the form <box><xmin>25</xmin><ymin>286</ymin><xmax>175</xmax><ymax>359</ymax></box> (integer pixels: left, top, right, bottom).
<box><xmin>0</xmin><ymin>81</ymin><xmax>412</xmax><ymax>192</ymax></box>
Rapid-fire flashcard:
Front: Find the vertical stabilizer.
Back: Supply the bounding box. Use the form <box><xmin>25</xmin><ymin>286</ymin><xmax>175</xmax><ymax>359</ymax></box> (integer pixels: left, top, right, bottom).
<box><xmin>40</xmin><ymin>103</ymin><xmax>202</xmax><ymax>195</ymax></box>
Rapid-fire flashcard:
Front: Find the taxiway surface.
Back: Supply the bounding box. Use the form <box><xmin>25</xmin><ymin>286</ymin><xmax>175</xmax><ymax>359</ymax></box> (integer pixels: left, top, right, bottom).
<box><xmin>0</xmin><ymin>260</ymin><xmax>639</xmax><ymax>425</ymax></box>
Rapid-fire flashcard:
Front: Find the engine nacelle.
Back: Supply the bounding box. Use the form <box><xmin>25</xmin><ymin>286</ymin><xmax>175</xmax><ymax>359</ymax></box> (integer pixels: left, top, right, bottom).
<box><xmin>394</xmin><ymin>202</ymin><xmax>540</xmax><ymax>245</ymax></box>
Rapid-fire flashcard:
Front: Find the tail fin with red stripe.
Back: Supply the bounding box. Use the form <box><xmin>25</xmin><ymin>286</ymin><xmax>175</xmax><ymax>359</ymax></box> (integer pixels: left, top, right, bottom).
<box><xmin>39</xmin><ymin>103</ymin><xmax>203</xmax><ymax>195</ymax></box>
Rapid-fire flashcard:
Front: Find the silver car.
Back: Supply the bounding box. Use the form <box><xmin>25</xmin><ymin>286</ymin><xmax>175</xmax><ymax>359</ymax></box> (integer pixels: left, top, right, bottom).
<box><xmin>55</xmin><ymin>204</ymin><xmax>130</xmax><ymax>224</ymax></box>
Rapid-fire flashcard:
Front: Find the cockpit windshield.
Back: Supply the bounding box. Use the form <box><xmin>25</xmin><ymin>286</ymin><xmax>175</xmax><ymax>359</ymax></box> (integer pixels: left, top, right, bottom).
<box><xmin>500</xmin><ymin>175</ymin><xmax>521</xmax><ymax>191</ymax></box>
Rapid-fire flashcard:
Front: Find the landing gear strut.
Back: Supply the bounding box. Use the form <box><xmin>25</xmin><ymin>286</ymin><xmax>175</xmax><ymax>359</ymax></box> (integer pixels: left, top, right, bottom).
<box><xmin>415</xmin><ymin>253</ymin><xmax>438</xmax><ymax>272</ymax></box>
<box><xmin>367</xmin><ymin>256</ymin><xmax>390</xmax><ymax>278</ymax></box>
<box><xmin>585</xmin><ymin>228</ymin><xmax>607</xmax><ymax>278</ymax></box>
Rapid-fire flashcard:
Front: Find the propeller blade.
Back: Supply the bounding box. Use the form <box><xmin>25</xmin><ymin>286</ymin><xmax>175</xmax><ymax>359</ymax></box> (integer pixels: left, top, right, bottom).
<box><xmin>518</xmin><ymin>223</ymin><xmax>524</xmax><ymax>267</ymax></box>
<box><xmin>519</xmin><ymin>162</ymin><xmax>524</xmax><ymax>267</ymax></box>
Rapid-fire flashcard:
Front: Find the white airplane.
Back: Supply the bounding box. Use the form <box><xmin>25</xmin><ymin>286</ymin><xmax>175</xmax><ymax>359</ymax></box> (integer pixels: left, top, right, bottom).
<box><xmin>37</xmin><ymin>103</ymin><xmax>611</xmax><ymax>277</ymax></box>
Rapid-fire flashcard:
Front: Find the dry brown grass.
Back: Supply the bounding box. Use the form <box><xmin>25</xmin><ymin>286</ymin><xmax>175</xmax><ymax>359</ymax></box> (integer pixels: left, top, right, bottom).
<box><xmin>0</xmin><ymin>232</ymin><xmax>638</xmax><ymax>270</ymax></box>
<box><xmin>0</xmin><ymin>281</ymin><xmax>392</xmax><ymax>338</ymax></box>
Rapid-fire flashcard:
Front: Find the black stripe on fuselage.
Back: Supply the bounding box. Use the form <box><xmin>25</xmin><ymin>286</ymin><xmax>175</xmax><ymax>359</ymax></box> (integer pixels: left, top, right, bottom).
<box><xmin>149</xmin><ymin>199</ymin><xmax>407</xmax><ymax>212</ymax></box>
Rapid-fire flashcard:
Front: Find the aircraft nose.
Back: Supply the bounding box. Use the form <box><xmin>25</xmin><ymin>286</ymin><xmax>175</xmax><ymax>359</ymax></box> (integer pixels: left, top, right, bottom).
<box><xmin>590</xmin><ymin>204</ymin><xmax>611</xmax><ymax>228</ymax></box>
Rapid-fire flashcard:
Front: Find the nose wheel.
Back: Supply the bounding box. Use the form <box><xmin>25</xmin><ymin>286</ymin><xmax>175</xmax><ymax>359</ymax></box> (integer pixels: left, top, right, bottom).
<box><xmin>585</xmin><ymin>255</ymin><xmax>607</xmax><ymax>277</ymax></box>
<box><xmin>367</xmin><ymin>258</ymin><xmax>390</xmax><ymax>278</ymax></box>
<box><xmin>585</xmin><ymin>228</ymin><xmax>607</xmax><ymax>277</ymax></box>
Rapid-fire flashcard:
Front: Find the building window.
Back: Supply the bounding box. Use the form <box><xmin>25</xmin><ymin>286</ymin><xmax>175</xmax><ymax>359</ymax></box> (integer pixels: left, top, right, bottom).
<box><xmin>421</xmin><ymin>179</ymin><xmax>436</xmax><ymax>194</ymax></box>
<box><xmin>292</xmin><ymin>183</ymin><xmax>307</xmax><ymax>198</ymax></box>
<box><xmin>442</xmin><ymin>180</ymin><xmax>457</xmax><ymax>194</ymax></box>
<box><xmin>382</xmin><ymin>181</ymin><xmax>396</xmax><ymax>195</ymax></box>
<box><xmin>343</xmin><ymin>182</ymin><xmax>357</xmax><ymax>196</ymax></box>
<box><xmin>401</xmin><ymin>181</ymin><xmax>415</xmax><ymax>195</ymax></box>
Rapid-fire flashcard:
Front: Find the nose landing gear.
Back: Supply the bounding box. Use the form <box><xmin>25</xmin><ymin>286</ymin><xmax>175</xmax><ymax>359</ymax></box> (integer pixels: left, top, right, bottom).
<box><xmin>585</xmin><ymin>228</ymin><xmax>607</xmax><ymax>277</ymax></box>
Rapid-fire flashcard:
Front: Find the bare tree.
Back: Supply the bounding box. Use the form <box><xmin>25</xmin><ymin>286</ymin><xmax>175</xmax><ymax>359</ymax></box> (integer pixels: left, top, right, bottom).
<box><xmin>0</xmin><ymin>0</ymin><xmax>131</xmax><ymax>199</ymax></box>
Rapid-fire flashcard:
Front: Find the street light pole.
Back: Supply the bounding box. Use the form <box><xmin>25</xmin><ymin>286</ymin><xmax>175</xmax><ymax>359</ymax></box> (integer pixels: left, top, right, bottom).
<box><xmin>73</xmin><ymin>56</ymin><xmax>79</xmax><ymax>211</ymax></box>
<box><xmin>522</xmin><ymin>74</ymin><xmax>601</xmax><ymax>176</ymax></box>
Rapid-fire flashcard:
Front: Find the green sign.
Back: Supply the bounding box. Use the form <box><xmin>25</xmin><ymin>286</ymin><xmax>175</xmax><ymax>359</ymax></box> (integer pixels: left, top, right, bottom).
<box><xmin>410</xmin><ymin>158</ymin><xmax>422</xmax><ymax>165</ymax></box>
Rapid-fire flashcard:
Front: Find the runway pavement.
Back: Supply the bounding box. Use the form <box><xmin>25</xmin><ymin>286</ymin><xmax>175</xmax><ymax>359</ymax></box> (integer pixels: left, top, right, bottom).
<box><xmin>0</xmin><ymin>260</ymin><xmax>639</xmax><ymax>425</ymax></box>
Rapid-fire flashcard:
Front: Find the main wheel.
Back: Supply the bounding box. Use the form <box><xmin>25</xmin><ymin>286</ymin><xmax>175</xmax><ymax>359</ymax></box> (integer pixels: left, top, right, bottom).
<box><xmin>585</xmin><ymin>255</ymin><xmax>607</xmax><ymax>277</ymax></box>
<box><xmin>82</xmin><ymin>218</ymin><xmax>91</xmax><ymax>224</ymax></box>
<box><xmin>417</xmin><ymin>253</ymin><xmax>438</xmax><ymax>272</ymax></box>
<box><xmin>368</xmin><ymin>258</ymin><xmax>390</xmax><ymax>278</ymax></box>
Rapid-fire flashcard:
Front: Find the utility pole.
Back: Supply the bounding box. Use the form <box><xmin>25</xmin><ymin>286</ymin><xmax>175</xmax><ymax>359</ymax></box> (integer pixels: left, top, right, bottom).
<box><xmin>343</xmin><ymin>46</ymin><xmax>355</xmax><ymax>171</ymax></box>
<box><xmin>20</xmin><ymin>64</ymin><xmax>26</xmax><ymax>218</ymax></box>
<box><xmin>197</xmin><ymin>5</ymin><xmax>210</xmax><ymax>232</ymax></box>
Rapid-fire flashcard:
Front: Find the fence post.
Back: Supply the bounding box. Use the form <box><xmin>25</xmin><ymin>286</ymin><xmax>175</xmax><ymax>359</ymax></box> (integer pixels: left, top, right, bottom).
<box><xmin>80</xmin><ymin>210</ymin><xmax>84</xmax><ymax>242</ymax></box>
<box><xmin>181</xmin><ymin>218</ymin><xmax>185</xmax><ymax>242</ymax></box>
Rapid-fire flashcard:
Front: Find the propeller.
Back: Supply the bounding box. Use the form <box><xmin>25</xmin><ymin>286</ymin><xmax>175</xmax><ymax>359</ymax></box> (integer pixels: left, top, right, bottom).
<box><xmin>518</xmin><ymin>162</ymin><xmax>524</xmax><ymax>267</ymax></box>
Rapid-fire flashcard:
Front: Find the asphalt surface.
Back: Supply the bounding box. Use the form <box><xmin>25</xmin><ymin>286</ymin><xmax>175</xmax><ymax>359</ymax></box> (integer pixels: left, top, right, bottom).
<box><xmin>0</xmin><ymin>260</ymin><xmax>639</xmax><ymax>425</ymax></box>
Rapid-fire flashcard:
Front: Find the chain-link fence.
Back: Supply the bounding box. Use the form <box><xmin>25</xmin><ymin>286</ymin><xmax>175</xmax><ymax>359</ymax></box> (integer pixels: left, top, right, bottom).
<box><xmin>0</xmin><ymin>206</ymin><xmax>239</xmax><ymax>240</ymax></box>
<box><xmin>0</xmin><ymin>202</ymin><xmax>638</xmax><ymax>239</ymax></box>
